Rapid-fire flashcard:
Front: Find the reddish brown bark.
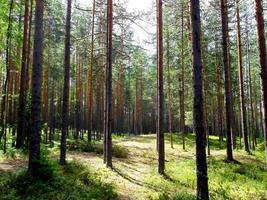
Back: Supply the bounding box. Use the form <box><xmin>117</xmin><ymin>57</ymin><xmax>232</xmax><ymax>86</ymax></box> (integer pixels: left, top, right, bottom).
<box><xmin>17</xmin><ymin>0</ymin><xmax>30</xmax><ymax>148</ymax></box>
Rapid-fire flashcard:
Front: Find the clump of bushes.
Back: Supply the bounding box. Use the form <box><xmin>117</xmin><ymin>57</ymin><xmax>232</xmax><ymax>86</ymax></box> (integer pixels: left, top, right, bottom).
<box><xmin>67</xmin><ymin>140</ymin><xmax>129</xmax><ymax>158</ymax></box>
<box><xmin>0</xmin><ymin>160</ymin><xmax>117</xmax><ymax>200</ymax></box>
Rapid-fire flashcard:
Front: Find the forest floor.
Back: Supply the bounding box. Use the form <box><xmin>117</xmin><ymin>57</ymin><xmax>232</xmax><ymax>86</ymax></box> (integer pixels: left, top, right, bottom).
<box><xmin>65</xmin><ymin>134</ymin><xmax>267</xmax><ymax>200</ymax></box>
<box><xmin>1</xmin><ymin>134</ymin><xmax>267</xmax><ymax>200</ymax></box>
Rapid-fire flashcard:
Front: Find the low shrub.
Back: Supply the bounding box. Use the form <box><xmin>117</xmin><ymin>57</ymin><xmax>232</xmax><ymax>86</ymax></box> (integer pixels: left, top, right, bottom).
<box><xmin>67</xmin><ymin>140</ymin><xmax>129</xmax><ymax>158</ymax></box>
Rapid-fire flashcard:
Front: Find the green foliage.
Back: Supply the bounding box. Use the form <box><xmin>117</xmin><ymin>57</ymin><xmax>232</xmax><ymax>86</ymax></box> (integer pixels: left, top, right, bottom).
<box><xmin>67</xmin><ymin>140</ymin><xmax>129</xmax><ymax>158</ymax></box>
<box><xmin>168</xmin><ymin>192</ymin><xmax>195</xmax><ymax>200</ymax></box>
<box><xmin>142</xmin><ymin>134</ymin><xmax>267</xmax><ymax>200</ymax></box>
<box><xmin>0</xmin><ymin>160</ymin><xmax>117</xmax><ymax>200</ymax></box>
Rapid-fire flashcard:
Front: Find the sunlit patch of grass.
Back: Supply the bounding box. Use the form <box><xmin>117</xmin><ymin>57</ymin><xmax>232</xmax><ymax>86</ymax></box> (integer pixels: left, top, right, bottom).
<box><xmin>67</xmin><ymin>139</ymin><xmax>129</xmax><ymax>158</ymax></box>
<box><xmin>141</xmin><ymin>133</ymin><xmax>267</xmax><ymax>200</ymax></box>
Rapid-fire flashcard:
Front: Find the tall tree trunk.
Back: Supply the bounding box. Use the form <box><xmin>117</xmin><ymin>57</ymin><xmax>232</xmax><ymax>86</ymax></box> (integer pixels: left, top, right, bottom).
<box><xmin>17</xmin><ymin>0</ymin><xmax>29</xmax><ymax>148</ymax></box>
<box><xmin>166</xmin><ymin>26</ymin><xmax>173</xmax><ymax>148</ymax></box>
<box><xmin>60</xmin><ymin>0</ymin><xmax>72</xmax><ymax>165</ymax></box>
<box><xmin>255</xmin><ymin>0</ymin><xmax>267</xmax><ymax>164</ymax></box>
<box><xmin>220</xmin><ymin>0</ymin><xmax>234</xmax><ymax>161</ymax></box>
<box><xmin>105</xmin><ymin>0</ymin><xmax>113</xmax><ymax>168</ymax></box>
<box><xmin>88</xmin><ymin>0</ymin><xmax>96</xmax><ymax>142</ymax></box>
<box><xmin>28</xmin><ymin>0</ymin><xmax>44</xmax><ymax>177</ymax></box>
<box><xmin>76</xmin><ymin>54</ymin><xmax>81</xmax><ymax>139</ymax></box>
<box><xmin>215</xmin><ymin>46</ymin><xmax>223</xmax><ymax>142</ymax></box>
<box><xmin>0</xmin><ymin>0</ymin><xmax>13</xmax><ymax>146</ymax></box>
<box><xmin>190</xmin><ymin>1</ymin><xmax>209</xmax><ymax>199</ymax></box>
<box><xmin>180</xmin><ymin>2</ymin><xmax>186</xmax><ymax>150</ymax></box>
<box><xmin>157</xmin><ymin>0</ymin><xmax>164</xmax><ymax>175</ymax></box>
<box><xmin>235</xmin><ymin>0</ymin><xmax>250</xmax><ymax>153</ymax></box>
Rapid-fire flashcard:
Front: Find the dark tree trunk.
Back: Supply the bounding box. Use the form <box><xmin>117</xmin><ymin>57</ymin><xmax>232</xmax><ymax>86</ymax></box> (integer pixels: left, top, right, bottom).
<box><xmin>28</xmin><ymin>0</ymin><xmax>44</xmax><ymax>177</ymax></box>
<box><xmin>190</xmin><ymin>1</ymin><xmax>209</xmax><ymax>199</ymax></box>
<box><xmin>60</xmin><ymin>0</ymin><xmax>72</xmax><ymax>165</ymax></box>
<box><xmin>220</xmin><ymin>0</ymin><xmax>234</xmax><ymax>161</ymax></box>
<box><xmin>105</xmin><ymin>0</ymin><xmax>113</xmax><ymax>168</ymax></box>
<box><xmin>157</xmin><ymin>0</ymin><xmax>164</xmax><ymax>175</ymax></box>
<box><xmin>255</xmin><ymin>0</ymin><xmax>267</xmax><ymax>164</ymax></box>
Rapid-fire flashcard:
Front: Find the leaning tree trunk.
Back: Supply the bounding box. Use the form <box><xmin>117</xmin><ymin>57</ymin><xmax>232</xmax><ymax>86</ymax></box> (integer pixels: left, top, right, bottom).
<box><xmin>190</xmin><ymin>1</ymin><xmax>209</xmax><ymax>199</ymax></box>
<box><xmin>28</xmin><ymin>0</ymin><xmax>44</xmax><ymax>177</ymax></box>
<box><xmin>220</xmin><ymin>0</ymin><xmax>234</xmax><ymax>161</ymax></box>
<box><xmin>60</xmin><ymin>0</ymin><xmax>72</xmax><ymax>165</ymax></box>
<box><xmin>255</xmin><ymin>0</ymin><xmax>267</xmax><ymax>165</ymax></box>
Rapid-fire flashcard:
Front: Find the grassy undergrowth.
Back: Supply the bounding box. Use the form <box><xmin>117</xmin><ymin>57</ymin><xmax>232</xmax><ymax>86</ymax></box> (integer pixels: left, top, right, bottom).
<box><xmin>1</xmin><ymin>133</ymin><xmax>267</xmax><ymax>200</ymax></box>
<box><xmin>67</xmin><ymin>140</ymin><xmax>129</xmax><ymax>158</ymax></box>
<box><xmin>142</xmin><ymin>133</ymin><xmax>267</xmax><ymax>200</ymax></box>
<box><xmin>0</xmin><ymin>159</ymin><xmax>117</xmax><ymax>200</ymax></box>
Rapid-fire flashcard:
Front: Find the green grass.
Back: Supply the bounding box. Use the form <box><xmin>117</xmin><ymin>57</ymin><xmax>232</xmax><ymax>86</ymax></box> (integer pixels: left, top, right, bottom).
<box><xmin>142</xmin><ymin>133</ymin><xmax>267</xmax><ymax>200</ymax></box>
<box><xmin>67</xmin><ymin>139</ymin><xmax>129</xmax><ymax>158</ymax></box>
<box><xmin>0</xmin><ymin>159</ymin><xmax>117</xmax><ymax>200</ymax></box>
<box><xmin>1</xmin><ymin>132</ymin><xmax>266</xmax><ymax>200</ymax></box>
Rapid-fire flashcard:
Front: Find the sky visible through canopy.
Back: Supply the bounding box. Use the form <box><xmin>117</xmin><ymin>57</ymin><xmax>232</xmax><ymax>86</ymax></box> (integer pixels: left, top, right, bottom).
<box><xmin>76</xmin><ymin>0</ymin><xmax>155</xmax><ymax>53</ymax></box>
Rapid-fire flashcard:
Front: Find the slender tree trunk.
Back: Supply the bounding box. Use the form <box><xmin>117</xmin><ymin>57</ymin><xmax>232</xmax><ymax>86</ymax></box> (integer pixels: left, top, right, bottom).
<box><xmin>157</xmin><ymin>0</ymin><xmax>164</xmax><ymax>175</ymax></box>
<box><xmin>17</xmin><ymin>0</ymin><xmax>30</xmax><ymax>148</ymax></box>
<box><xmin>28</xmin><ymin>0</ymin><xmax>44</xmax><ymax>177</ymax></box>
<box><xmin>0</xmin><ymin>0</ymin><xmax>13</xmax><ymax>146</ymax></box>
<box><xmin>166</xmin><ymin>27</ymin><xmax>173</xmax><ymax>148</ymax></box>
<box><xmin>180</xmin><ymin>2</ymin><xmax>186</xmax><ymax>150</ymax></box>
<box><xmin>255</xmin><ymin>0</ymin><xmax>267</xmax><ymax>164</ymax></box>
<box><xmin>190</xmin><ymin>1</ymin><xmax>209</xmax><ymax>199</ymax></box>
<box><xmin>215</xmin><ymin>47</ymin><xmax>223</xmax><ymax>142</ymax></box>
<box><xmin>220</xmin><ymin>0</ymin><xmax>234</xmax><ymax>161</ymax></box>
<box><xmin>105</xmin><ymin>0</ymin><xmax>113</xmax><ymax>168</ymax></box>
<box><xmin>76</xmin><ymin>54</ymin><xmax>81</xmax><ymax>139</ymax></box>
<box><xmin>87</xmin><ymin>0</ymin><xmax>96</xmax><ymax>142</ymax></box>
<box><xmin>60</xmin><ymin>0</ymin><xmax>72</xmax><ymax>165</ymax></box>
<box><xmin>235</xmin><ymin>0</ymin><xmax>250</xmax><ymax>153</ymax></box>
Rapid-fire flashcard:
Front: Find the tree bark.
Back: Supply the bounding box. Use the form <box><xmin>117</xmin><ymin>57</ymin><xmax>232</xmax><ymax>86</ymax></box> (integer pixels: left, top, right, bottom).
<box><xmin>220</xmin><ymin>0</ymin><xmax>234</xmax><ymax>161</ymax></box>
<box><xmin>190</xmin><ymin>1</ymin><xmax>209</xmax><ymax>199</ymax></box>
<box><xmin>17</xmin><ymin>0</ymin><xmax>29</xmax><ymax>148</ymax></box>
<box><xmin>28</xmin><ymin>0</ymin><xmax>44</xmax><ymax>177</ymax></box>
<box><xmin>235</xmin><ymin>0</ymin><xmax>250</xmax><ymax>153</ymax></box>
<box><xmin>105</xmin><ymin>0</ymin><xmax>113</xmax><ymax>168</ymax></box>
<box><xmin>180</xmin><ymin>2</ymin><xmax>186</xmax><ymax>150</ymax></box>
<box><xmin>157</xmin><ymin>0</ymin><xmax>164</xmax><ymax>175</ymax></box>
<box><xmin>166</xmin><ymin>26</ymin><xmax>173</xmax><ymax>149</ymax></box>
<box><xmin>255</xmin><ymin>0</ymin><xmax>267</xmax><ymax>164</ymax></box>
<box><xmin>87</xmin><ymin>0</ymin><xmax>96</xmax><ymax>142</ymax></box>
<box><xmin>60</xmin><ymin>0</ymin><xmax>72</xmax><ymax>165</ymax></box>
